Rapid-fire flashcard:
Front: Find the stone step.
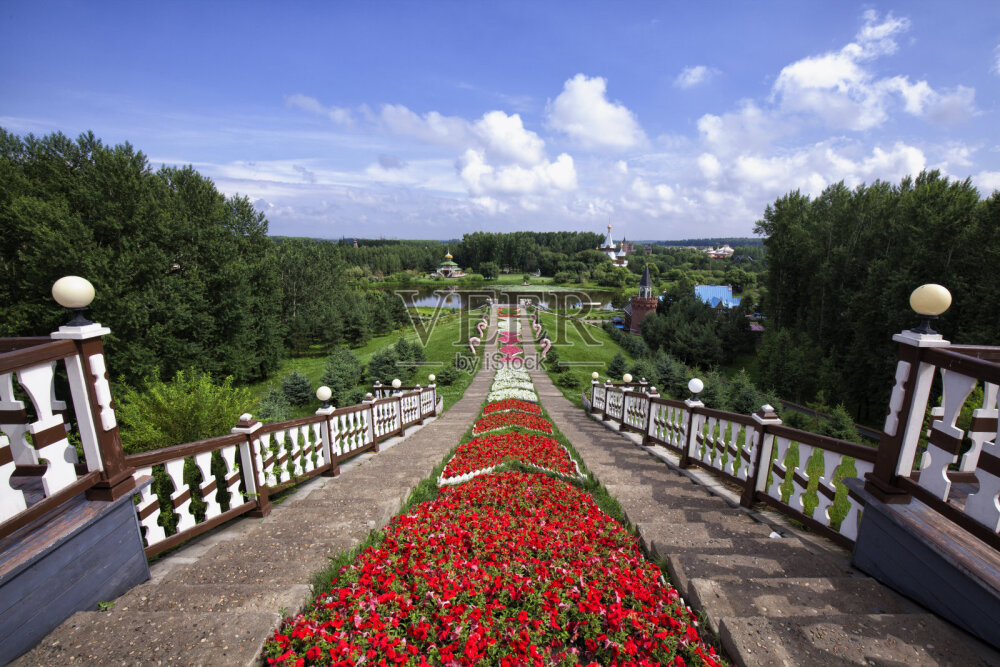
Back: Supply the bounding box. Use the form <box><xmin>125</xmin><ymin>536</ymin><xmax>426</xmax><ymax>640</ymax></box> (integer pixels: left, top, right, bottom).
<box><xmin>689</xmin><ymin>576</ymin><xmax>922</xmax><ymax>633</ymax></box>
<box><xmin>204</xmin><ymin>533</ymin><xmax>360</xmax><ymax>564</ymax></box>
<box><xmin>14</xmin><ymin>610</ymin><xmax>279</xmax><ymax>666</ymax></box>
<box><xmin>667</xmin><ymin>544</ymin><xmax>856</xmax><ymax>599</ymax></box>
<box><xmin>113</xmin><ymin>582</ymin><xmax>311</xmax><ymax>614</ymax></box>
<box><xmin>647</xmin><ymin>527</ymin><xmax>819</xmax><ymax>562</ymax></box>
<box><xmin>718</xmin><ymin>613</ymin><xmax>1000</xmax><ymax>667</ymax></box>
<box><xmin>635</xmin><ymin>516</ymin><xmax>774</xmax><ymax>539</ymax></box>
<box><xmin>159</xmin><ymin>557</ymin><xmax>326</xmax><ymax>588</ymax></box>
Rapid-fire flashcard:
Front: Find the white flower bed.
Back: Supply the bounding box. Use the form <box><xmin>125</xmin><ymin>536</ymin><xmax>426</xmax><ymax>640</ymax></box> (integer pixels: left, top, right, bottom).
<box><xmin>490</xmin><ymin>380</ymin><xmax>535</xmax><ymax>392</ymax></box>
<box><xmin>494</xmin><ymin>368</ymin><xmax>530</xmax><ymax>383</ymax></box>
<box><xmin>487</xmin><ymin>388</ymin><xmax>538</xmax><ymax>403</ymax></box>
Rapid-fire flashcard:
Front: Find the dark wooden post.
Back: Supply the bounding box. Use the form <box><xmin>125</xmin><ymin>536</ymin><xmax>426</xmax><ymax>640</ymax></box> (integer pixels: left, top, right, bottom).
<box><xmin>865</xmin><ymin>331</ymin><xmax>948</xmax><ymax>503</ymax></box>
<box><xmin>51</xmin><ymin>325</ymin><xmax>135</xmax><ymax>501</ymax></box>
<box><xmin>741</xmin><ymin>405</ymin><xmax>782</xmax><ymax>507</ymax></box>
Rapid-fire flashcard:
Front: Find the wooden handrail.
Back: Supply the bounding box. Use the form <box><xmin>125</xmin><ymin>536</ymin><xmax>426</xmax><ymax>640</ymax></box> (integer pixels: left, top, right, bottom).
<box><xmin>124</xmin><ymin>433</ymin><xmax>246</xmax><ymax>468</ymax></box>
<box><xmin>0</xmin><ymin>339</ymin><xmax>77</xmax><ymax>374</ymax></box>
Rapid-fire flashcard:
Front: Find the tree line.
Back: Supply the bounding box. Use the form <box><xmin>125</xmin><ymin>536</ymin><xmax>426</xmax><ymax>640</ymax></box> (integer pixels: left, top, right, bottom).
<box><xmin>0</xmin><ymin>129</ymin><xmax>412</xmax><ymax>386</ymax></box>
<box><xmin>754</xmin><ymin>171</ymin><xmax>1000</xmax><ymax>423</ymax></box>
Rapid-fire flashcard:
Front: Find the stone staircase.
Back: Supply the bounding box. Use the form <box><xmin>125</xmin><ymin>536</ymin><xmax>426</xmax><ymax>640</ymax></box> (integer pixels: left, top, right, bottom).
<box><xmin>15</xmin><ymin>324</ymin><xmax>497</xmax><ymax>665</ymax></box>
<box><xmin>521</xmin><ymin>316</ymin><xmax>1000</xmax><ymax>666</ymax></box>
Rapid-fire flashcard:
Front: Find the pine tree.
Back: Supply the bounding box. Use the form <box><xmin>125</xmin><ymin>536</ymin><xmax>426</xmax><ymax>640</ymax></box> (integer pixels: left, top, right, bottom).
<box><xmin>281</xmin><ymin>371</ymin><xmax>313</xmax><ymax>406</ymax></box>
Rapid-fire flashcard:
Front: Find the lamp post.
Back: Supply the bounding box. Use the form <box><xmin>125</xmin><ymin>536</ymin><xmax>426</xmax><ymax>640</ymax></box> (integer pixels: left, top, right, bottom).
<box><xmin>316</xmin><ymin>385</ymin><xmax>332</xmax><ymax>410</ymax></box>
<box><xmin>52</xmin><ymin>276</ymin><xmax>96</xmax><ymax>327</ymax></box>
<box><xmin>908</xmin><ymin>284</ymin><xmax>951</xmax><ymax>335</ymax></box>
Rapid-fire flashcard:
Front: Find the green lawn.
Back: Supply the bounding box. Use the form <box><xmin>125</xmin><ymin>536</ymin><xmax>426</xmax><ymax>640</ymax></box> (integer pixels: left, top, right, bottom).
<box><xmin>248</xmin><ymin>310</ymin><xmax>482</xmax><ymax>417</ymax></box>
<box><xmin>534</xmin><ymin>310</ymin><xmax>633</xmax><ymax>408</ymax></box>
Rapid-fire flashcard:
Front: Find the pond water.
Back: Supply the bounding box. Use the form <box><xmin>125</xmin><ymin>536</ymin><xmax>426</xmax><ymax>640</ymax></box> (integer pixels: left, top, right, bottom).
<box><xmin>384</xmin><ymin>285</ymin><xmax>628</xmax><ymax>311</ymax></box>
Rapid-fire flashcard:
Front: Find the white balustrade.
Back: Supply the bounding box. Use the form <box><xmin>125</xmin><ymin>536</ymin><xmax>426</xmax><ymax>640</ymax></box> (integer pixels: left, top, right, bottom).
<box><xmin>918</xmin><ymin>369</ymin><xmax>976</xmax><ymax>501</ymax></box>
<box><xmin>331</xmin><ymin>408</ymin><xmax>374</xmax><ymax>456</ymax></box>
<box><xmin>134</xmin><ymin>465</ymin><xmax>167</xmax><ymax>547</ymax></box>
<box><xmin>591</xmin><ymin>385</ymin><xmax>607</xmax><ymax>412</ymax></box>
<box><xmin>605</xmin><ymin>388</ymin><xmax>624</xmax><ymax>421</ymax></box>
<box><xmin>420</xmin><ymin>388</ymin><xmax>436</xmax><ymax>416</ymax></box>
<box><xmin>16</xmin><ymin>362</ymin><xmax>80</xmax><ymax>497</ymax></box>
<box><xmin>647</xmin><ymin>400</ymin><xmax>686</xmax><ymax>451</ymax></box>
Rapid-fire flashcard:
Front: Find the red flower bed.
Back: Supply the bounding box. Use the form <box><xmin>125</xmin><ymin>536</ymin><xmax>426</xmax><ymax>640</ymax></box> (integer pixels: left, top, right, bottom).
<box><xmin>442</xmin><ymin>433</ymin><xmax>577</xmax><ymax>479</ymax></box>
<box><xmin>263</xmin><ymin>473</ymin><xmax>722</xmax><ymax>666</ymax></box>
<box><xmin>483</xmin><ymin>399</ymin><xmax>542</xmax><ymax>416</ymax></box>
<box><xmin>473</xmin><ymin>411</ymin><xmax>553</xmax><ymax>435</ymax></box>
<box><xmin>498</xmin><ymin>332</ymin><xmax>521</xmax><ymax>344</ymax></box>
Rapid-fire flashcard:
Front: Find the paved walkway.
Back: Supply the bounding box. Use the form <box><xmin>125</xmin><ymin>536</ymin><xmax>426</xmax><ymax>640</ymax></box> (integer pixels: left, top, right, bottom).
<box><xmin>519</xmin><ymin>313</ymin><xmax>1000</xmax><ymax>667</ymax></box>
<box><xmin>16</xmin><ymin>318</ymin><xmax>498</xmax><ymax>666</ymax></box>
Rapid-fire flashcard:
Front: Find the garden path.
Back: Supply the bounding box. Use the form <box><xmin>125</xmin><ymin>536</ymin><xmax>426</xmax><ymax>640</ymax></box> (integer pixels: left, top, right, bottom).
<box><xmin>15</xmin><ymin>314</ymin><xmax>498</xmax><ymax>666</ymax></box>
<box><xmin>519</xmin><ymin>311</ymin><xmax>1000</xmax><ymax>666</ymax></box>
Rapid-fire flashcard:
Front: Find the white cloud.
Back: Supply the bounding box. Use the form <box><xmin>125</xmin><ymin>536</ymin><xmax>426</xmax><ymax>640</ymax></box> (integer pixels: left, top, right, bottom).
<box><xmin>975</xmin><ymin>171</ymin><xmax>1000</xmax><ymax>193</ymax></box>
<box><xmin>457</xmin><ymin>149</ymin><xmax>577</xmax><ymax>198</ymax></box>
<box><xmin>697</xmin><ymin>101</ymin><xmax>788</xmax><ymax>156</ymax></box>
<box><xmin>377</xmin><ymin>104</ymin><xmax>473</xmax><ymax>147</ymax></box>
<box><xmin>473</xmin><ymin>111</ymin><xmax>546</xmax><ymax>165</ymax></box>
<box><xmin>674</xmin><ymin>65</ymin><xmax>719</xmax><ymax>89</ymax></box>
<box><xmin>772</xmin><ymin>11</ymin><xmax>975</xmax><ymax>130</ymax></box>
<box><xmin>994</xmin><ymin>45</ymin><xmax>1000</xmax><ymax>76</ymax></box>
<box><xmin>285</xmin><ymin>94</ymin><xmax>354</xmax><ymax>125</ymax></box>
<box><xmin>547</xmin><ymin>74</ymin><xmax>646</xmax><ymax>151</ymax></box>
<box><xmin>697</xmin><ymin>153</ymin><xmax>723</xmax><ymax>180</ymax></box>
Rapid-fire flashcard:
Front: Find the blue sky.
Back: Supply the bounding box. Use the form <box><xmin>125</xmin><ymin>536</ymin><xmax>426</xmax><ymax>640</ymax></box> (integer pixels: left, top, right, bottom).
<box><xmin>2</xmin><ymin>1</ymin><xmax>998</xmax><ymax>240</ymax></box>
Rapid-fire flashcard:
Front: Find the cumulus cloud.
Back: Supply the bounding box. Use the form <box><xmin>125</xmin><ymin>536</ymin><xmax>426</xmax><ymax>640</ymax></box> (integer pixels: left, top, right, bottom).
<box><xmin>473</xmin><ymin>111</ymin><xmax>546</xmax><ymax>165</ymax></box>
<box><xmin>697</xmin><ymin>153</ymin><xmax>722</xmax><ymax>180</ymax></box>
<box><xmin>674</xmin><ymin>65</ymin><xmax>719</xmax><ymax>89</ymax></box>
<box><xmin>772</xmin><ymin>11</ymin><xmax>975</xmax><ymax>130</ymax></box>
<box><xmin>457</xmin><ymin>149</ymin><xmax>577</xmax><ymax>197</ymax></box>
<box><xmin>697</xmin><ymin>101</ymin><xmax>788</xmax><ymax>156</ymax></box>
<box><xmin>547</xmin><ymin>74</ymin><xmax>646</xmax><ymax>151</ymax></box>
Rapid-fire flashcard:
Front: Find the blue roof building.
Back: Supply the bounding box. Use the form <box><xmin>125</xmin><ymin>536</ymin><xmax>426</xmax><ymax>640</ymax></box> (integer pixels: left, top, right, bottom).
<box><xmin>695</xmin><ymin>284</ymin><xmax>741</xmax><ymax>309</ymax></box>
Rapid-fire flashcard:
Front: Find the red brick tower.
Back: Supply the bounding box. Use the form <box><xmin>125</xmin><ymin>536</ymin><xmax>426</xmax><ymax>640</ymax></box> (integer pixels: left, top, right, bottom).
<box><xmin>626</xmin><ymin>265</ymin><xmax>658</xmax><ymax>334</ymax></box>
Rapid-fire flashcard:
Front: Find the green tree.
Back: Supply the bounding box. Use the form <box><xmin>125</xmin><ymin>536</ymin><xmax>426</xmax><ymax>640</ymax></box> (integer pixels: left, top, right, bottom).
<box><xmin>281</xmin><ymin>371</ymin><xmax>313</xmax><ymax>406</ymax></box>
<box><xmin>319</xmin><ymin>347</ymin><xmax>363</xmax><ymax>406</ymax></box>
<box><xmin>607</xmin><ymin>352</ymin><xmax>627</xmax><ymax>380</ymax></box>
<box><xmin>116</xmin><ymin>370</ymin><xmax>254</xmax><ymax>453</ymax></box>
<box><xmin>257</xmin><ymin>386</ymin><xmax>291</xmax><ymax>423</ymax></box>
<box><xmin>479</xmin><ymin>261</ymin><xmax>500</xmax><ymax>280</ymax></box>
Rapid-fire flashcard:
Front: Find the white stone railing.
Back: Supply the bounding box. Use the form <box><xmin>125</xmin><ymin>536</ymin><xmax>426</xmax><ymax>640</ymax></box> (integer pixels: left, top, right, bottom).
<box><xmin>0</xmin><ymin>335</ymin><xmax>132</xmax><ymax>540</ymax></box>
<box><xmin>589</xmin><ymin>382</ymin><xmax>878</xmax><ymax>547</ymax></box>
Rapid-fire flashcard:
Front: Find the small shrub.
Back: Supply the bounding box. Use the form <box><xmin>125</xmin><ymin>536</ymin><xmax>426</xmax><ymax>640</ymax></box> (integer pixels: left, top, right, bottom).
<box><xmin>117</xmin><ymin>369</ymin><xmax>254</xmax><ymax>453</ymax></box>
<box><xmin>557</xmin><ymin>372</ymin><xmax>581</xmax><ymax>389</ymax></box>
<box><xmin>257</xmin><ymin>386</ymin><xmax>291</xmax><ymax>422</ymax></box>
<box><xmin>607</xmin><ymin>353</ymin><xmax>627</xmax><ymax>380</ymax></box>
<box><xmin>367</xmin><ymin>348</ymin><xmax>401</xmax><ymax>385</ymax></box>
<box><xmin>320</xmin><ymin>347</ymin><xmax>363</xmax><ymax>406</ymax></box>
<box><xmin>281</xmin><ymin>371</ymin><xmax>313</xmax><ymax>406</ymax></box>
<box><xmin>436</xmin><ymin>365</ymin><xmax>460</xmax><ymax>386</ymax></box>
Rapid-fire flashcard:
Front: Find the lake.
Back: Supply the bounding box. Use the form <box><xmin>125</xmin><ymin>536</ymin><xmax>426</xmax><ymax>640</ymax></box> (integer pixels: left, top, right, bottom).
<box><xmin>384</xmin><ymin>285</ymin><xmax>628</xmax><ymax>311</ymax></box>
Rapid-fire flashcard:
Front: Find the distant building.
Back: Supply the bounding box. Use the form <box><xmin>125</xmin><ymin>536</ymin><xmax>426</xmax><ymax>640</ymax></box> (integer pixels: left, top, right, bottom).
<box><xmin>703</xmin><ymin>244</ymin><xmax>735</xmax><ymax>259</ymax></box>
<box><xmin>597</xmin><ymin>224</ymin><xmax>628</xmax><ymax>267</ymax></box>
<box><xmin>695</xmin><ymin>284</ymin><xmax>741</xmax><ymax>309</ymax></box>
<box><xmin>433</xmin><ymin>250</ymin><xmax>464</xmax><ymax>278</ymax></box>
<box><xmin>624</xmin><ymin>265</ymin><xmax>658</xmax><ymax>334</ymax></box>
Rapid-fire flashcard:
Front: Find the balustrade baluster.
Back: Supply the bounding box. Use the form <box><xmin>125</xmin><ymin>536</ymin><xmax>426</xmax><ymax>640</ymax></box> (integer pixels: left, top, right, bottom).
<box><xmin>919</xmin><ymin>369</ymin><xmax>976</xmax><ymax>501</ymax></box>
